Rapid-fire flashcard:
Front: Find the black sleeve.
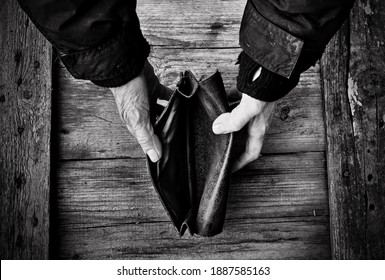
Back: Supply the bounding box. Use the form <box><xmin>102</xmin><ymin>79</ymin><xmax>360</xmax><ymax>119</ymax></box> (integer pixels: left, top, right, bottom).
<box><xmin>17</xmin><ymin>0</ymin><xmax>150</xmax><ymax>87</ymax></box>
<box><xmin>238</xmin><ymin>0</ymin><xmax>355</xmax><ymax>101</ymax></box>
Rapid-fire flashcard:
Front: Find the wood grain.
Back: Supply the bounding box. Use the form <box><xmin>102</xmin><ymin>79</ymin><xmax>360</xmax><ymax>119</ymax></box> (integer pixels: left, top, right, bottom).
<box><xmin>54</xmin><ymin>152</ymin><xmax>329</xmax><ymax>259</ymax></box>
<box><xmin>348</xmin><ymin>0</ymin><xmax>385</xmax><ymax>259</ymax></box>
<box><xmin>56</xmin><ymin>219</ymin><xmax>330</xmax><ymax>260</ymax></box>
<box><xmin>321</xmin><ymin>0</ymin><xmax>385</xmax><ymax>259</ymax></box>
<box><xmin>54</xmin><ymin>48</ymin><xmax>324</xmax><ymax>160</ymax></box>
<box><xmin>137</xmin><ymin>0</ymin><xmax>245</xmax><ymax>48</ymax></box>
<box><xmin>0</xmin><ymin>0</ymin><xmax>51</xmax><ymax>259</ymax></box>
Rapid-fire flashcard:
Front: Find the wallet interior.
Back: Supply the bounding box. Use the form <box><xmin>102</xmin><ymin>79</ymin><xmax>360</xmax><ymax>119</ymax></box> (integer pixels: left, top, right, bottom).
<box><xmin>148</xmin><ymin>71</ymin><xmax>233</xmax><ymax>237</ymax></box>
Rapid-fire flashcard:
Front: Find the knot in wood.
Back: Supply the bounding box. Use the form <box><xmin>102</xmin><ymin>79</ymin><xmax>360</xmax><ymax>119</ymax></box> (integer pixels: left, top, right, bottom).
<box><xmin>210</xmin><ymin>22</ymin><xmax>223</xmax><ymax>30</ymax></box>
<box><xmin>281</xmin><ymin>106</ymin><xmax>290</xmax><ymax>114</ymax></box>
<box><xmin>18</xmin><ymin>126</ymin><xmax>24</xmax><ymax>135</ymax></box>
<box><xmin>367</xmin><ymin>174</ymin><xmax>373</xmax><ymax>181</ymax></box>
<box><xmin>23</xmin><ymin>90</ymin><xmax>32</xmax><ymax>99</ymax></box>
<box><xmin>358</xmin><ymin>71</ymin><xmax>385</xmax><ymax>97</ymax></box>
<box><xmin>32</xmin><ymin>215</ymin><xmax>39</xmax><ymax>228</ymax></box>
<box><xmin>279</xmin><ymin>106</ymin><xmax>290</xmax><ymax>121</ymax></box>
<box><xmin>333</xmin><ymin>108</ymin><xmax>341</xmax><ymax>116</ymax></box>
<box><xmin>60</xmin><ymin>128</ymin><xmax>70</xmax><ymax>134</ymax></box>
<box><xmin>15</xmin><ymin>172</ymin><xmax>26</xmax><ymax>189</ymax></box>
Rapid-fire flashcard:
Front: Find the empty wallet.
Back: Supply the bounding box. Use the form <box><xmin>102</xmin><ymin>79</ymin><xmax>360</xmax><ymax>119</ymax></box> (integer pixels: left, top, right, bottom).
<box><xmin>147</xmin><ymin>70</ymin><xmax>233</xmax><ymax>237</ymax></box>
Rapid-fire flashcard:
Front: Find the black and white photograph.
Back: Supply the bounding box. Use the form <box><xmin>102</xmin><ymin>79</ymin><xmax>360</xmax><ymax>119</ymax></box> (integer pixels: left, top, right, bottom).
<box><xmin>1</xmin><ymin>0</ymin><xmax>384</xmax><ymax>276</ymax></box>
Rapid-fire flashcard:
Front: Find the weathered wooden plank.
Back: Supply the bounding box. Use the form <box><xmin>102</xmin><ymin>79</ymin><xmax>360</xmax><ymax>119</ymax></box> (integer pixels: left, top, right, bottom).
<box><xmin>348</xmin><ymin>0</ymin><xmax>385</xmax><ymax>259</ymax></box>
<box><xmin>321</xmin><ymin>23</ymin><xmax>364</xmax><ymax>260</ymax></box>
<box><xmin>54</xmin><ymin>152</ymin><xmax>329</xmax><ymax>259</ymax></box>
<box><xmin>55</xmin><ymin>152</ymin><xmax>328</xmax><ymax>224</ymax></box>
<box><xmin>0</xmin><ymin>0</ymin><xmax>51</xmax><ymax>259</ymax></box>
<box><xmin>321</xmin><ymin>0</ymin><xmax>385</xmax><ymax>259</ymax></box>
<box><xmin>57</xmin><ymin>219</ymin><xmax>330</xmax><ymax>260</ymax></box>
<box><xmin>137</xmin><ymin>0</ymin><xmax>244</xmax><ymax>48</ymax></box>
<box><xmin>54</xmin><ymin>48</ymin><xmax>324</xmax><ymax>160</ymax></box>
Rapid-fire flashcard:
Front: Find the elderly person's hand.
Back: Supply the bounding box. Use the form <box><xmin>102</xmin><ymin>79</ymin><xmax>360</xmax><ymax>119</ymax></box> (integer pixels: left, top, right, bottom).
<box><xmin>110</xmin><ymin>61</ymin><xmax>171</xmax><ymax>163</ymax></box>
<box><xmin>212</xmin><ymin>68</ymin><xmax>276</xmax><ymax>172</ymax></box>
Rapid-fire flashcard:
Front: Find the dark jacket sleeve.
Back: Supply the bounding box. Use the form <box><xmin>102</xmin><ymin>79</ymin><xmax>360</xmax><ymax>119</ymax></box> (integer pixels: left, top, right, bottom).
<box><xmin>17</xmin><ymin>0</ymin><xmax>150</xmax><ymax>87</ymax></box>
<box><xmin>238</xmin><ymin>0</ymin><xmax>355</xmax><ymax>101</ymax></box>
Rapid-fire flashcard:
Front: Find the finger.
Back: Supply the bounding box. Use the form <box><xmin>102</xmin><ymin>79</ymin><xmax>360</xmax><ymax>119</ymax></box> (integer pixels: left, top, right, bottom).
<box><xmin>232</xmin><ymin>100</ymin><xmax>277</xmax><ymax>172</ymax></box>
<box><xmin>131</xmin><ymin>123</ymin><xmax>162</xmax><ymax>163</ymax></box>
<box><xmin>246</xmin><ymin>101</ymin><xmax>277</xmax><ymax>140</ymax></box>
<box><xmin>212</xmin><ymin>93</ymin><xmax>264</xmax><ymax>134</ymax></box>
<box><xmin>231</xmin><ymin>134</ymin><xmax>263</xmax><ymax>173</ymax></box>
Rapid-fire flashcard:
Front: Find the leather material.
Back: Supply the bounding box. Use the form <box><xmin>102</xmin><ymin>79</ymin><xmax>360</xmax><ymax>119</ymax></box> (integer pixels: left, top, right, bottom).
<box><xmin>147</xmin><ymin>71</ymin><xmax>233</xmax><ymax>237</ymax></box>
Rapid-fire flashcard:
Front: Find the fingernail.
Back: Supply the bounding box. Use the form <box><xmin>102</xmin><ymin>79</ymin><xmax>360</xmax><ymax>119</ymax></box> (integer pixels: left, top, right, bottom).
<box><xmin>213</xmin><ymin>123</ymin><xmax>225</xmax><ymax>134</ymax></box>
<box><xmin>147</xmin><ymin>149</ymin><xmax>160</xmax><ymax>162</ymax></box>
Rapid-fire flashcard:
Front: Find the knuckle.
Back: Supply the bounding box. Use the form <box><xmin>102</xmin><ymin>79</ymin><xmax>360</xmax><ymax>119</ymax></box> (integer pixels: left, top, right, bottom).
<box><xmin>123</xmin><ymin>108</ymin><xmax>150</xmax><ymax>131</ymax></box>
<box><xmin>133</xmin><ymin>125</ymin><xmax>154</xmax><ymax>150</ymax></box>
<box><xmin>135</xmin><ymin>131</ymin><xmax>155</xmax><ymax>150</ymax></box>
<box><xmin>137</xmin><ymin>136</ymin><xmax>153</xmax><ymax>148</ymax></box>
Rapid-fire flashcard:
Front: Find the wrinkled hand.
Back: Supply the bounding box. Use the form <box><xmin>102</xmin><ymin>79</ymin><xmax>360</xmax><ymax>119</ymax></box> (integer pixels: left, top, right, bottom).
<box><xmin>212</xmin><ymin>69</ymin><xmax>276</xmax><ymax>172</ymax></box>
<box><xmin>110</xmin><ymin>61</ymin><xmax>171</xmax><ymax>162</ymax></box>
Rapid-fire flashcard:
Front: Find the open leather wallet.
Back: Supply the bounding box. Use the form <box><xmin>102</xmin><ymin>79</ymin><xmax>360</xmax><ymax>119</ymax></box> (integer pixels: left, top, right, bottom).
<box><xmin>147</xmin><ymin>71</ymin><xmax>234</xmax><ymax>237</ymax></box>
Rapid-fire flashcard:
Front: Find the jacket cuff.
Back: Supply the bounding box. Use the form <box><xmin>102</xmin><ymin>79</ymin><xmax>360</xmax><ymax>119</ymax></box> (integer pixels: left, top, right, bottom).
<box><xmin>237</xmin><ymin>31</ymin><xmax>324</xmax><ymax>102</ymax></box>
<box><xmin>59</xmin><ymin>16</ymin><xmax>150</xmax><ymax>88</ymax></box>
<box><xmin>236</xmin><ymin>51</ymin><xmax>300</xmax><ymax>102</ymax></box>
<box><xmin>90</xmin><ymin>59</ymin><xmax>146</xmax><ymax>88</ymax></box>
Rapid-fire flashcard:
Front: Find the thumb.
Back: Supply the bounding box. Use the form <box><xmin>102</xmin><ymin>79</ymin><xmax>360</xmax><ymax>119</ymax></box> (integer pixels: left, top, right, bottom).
<box><xmin>212</xmin><ymin>93</ymin><xmax>264</xmax><ymax>134</ymax></box>
<box><xmin>130</xmin><ymin>123</ymin><xmax>162</xmax><ymax>163</ymax></box>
